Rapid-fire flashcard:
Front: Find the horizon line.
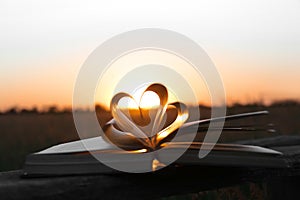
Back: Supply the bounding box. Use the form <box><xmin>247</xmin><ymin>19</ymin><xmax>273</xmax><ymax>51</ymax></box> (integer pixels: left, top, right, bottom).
<box><xmin>1</xmin><ymin>98</ymin><xmax>300</xmax><ymax>113</ymax></box>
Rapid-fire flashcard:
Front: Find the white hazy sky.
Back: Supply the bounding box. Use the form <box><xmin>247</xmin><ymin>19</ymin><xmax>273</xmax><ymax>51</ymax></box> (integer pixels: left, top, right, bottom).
<box><xmin>0</xmin><ymin>0</ymin><xmax>299</xmax><ymax>109</ymax></box>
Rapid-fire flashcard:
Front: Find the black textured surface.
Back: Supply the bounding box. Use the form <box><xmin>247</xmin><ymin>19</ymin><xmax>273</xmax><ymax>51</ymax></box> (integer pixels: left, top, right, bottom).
<box><xmin>0</xmin><ymin>167</ymin><xmax>277</xmax><ymax>200</ymax></box>
<box><xmin>1</xmin><ymin>136</ymin><xmax>300</xmax><ymax>200</ymax></box>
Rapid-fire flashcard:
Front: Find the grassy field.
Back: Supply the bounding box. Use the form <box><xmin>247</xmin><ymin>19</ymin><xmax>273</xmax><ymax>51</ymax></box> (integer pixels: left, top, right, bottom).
<box><xmin>0</xmin><ymin>102</ymin><xmax>299</xmax><ymax>172</ymax></box>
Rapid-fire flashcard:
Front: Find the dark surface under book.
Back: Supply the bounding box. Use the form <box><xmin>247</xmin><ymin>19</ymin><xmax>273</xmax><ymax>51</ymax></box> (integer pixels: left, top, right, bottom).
<box><xmin>1</xmin><ymin>136</ymin><xmax>300</xmax><ymax>200</ymax></box>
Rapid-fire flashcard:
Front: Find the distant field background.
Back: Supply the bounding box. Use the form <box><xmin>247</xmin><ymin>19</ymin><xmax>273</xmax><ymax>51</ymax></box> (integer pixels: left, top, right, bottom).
<box><xmin>0</xmin><ymin>100</ymin><xmax>299</xmax><ymax>172</ymax></box>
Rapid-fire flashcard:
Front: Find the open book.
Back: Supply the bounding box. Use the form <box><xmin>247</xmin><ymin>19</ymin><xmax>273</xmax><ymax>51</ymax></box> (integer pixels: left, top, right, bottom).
<box><xmin>23</xmin><ymin>111</ymin><xmax>287</xmax><ymax>176</ymax></box>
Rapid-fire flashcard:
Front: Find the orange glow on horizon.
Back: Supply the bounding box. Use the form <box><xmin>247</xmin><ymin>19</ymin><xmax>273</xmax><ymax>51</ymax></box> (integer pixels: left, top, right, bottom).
<box><xmin>1</xmin><ymin>50</ymin><xmax>300</xmax><ymax>111</ymax></box>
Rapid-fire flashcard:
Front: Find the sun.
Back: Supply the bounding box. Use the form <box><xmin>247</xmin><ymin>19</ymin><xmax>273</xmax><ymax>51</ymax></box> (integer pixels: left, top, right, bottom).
<box><xmin>138</xmin><ymin>91</ymin><xmax>160</xmax><ymax>109</ymax></box>
<box><xmin>116</xmin><ymin>87</ymin><xmax>161</xmax><ymax>109</ymax></box>
<box><xmin>126</xmin><ymin>84</ymin><xmax>179</xmax><ymax>109</ymax></box>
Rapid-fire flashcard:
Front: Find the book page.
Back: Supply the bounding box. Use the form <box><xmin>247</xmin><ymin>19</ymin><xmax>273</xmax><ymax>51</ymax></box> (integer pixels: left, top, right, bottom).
<box><xmin>38</xmin><ymin>136</ymin><xmax>114</xmax><ymax>154</ymax></box>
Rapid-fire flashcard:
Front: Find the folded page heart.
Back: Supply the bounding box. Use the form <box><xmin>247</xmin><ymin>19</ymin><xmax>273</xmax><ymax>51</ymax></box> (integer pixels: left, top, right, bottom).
<box><xmin>103</xmin><ymin>83</ymin><xmax>189</xmax><ymax>151</ymax></box>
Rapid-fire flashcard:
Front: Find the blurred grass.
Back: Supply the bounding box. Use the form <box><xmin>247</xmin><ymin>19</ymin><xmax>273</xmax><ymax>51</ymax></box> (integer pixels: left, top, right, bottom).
<box><xmin>0</xmin><ymin>113</ymin><xmax>79</xmax><ymax>171</ymax></box>
<box><xmin>0</xmin><ymin>101</ymin><xmax>299</xmax><ymax>172</ymax></box>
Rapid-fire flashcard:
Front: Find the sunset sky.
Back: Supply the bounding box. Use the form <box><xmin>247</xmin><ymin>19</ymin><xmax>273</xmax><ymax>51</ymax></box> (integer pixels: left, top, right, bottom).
<box><xmin>0</xmin><ymin>0</ymin><xmax>299</xmax><ymax>110</ymax></box>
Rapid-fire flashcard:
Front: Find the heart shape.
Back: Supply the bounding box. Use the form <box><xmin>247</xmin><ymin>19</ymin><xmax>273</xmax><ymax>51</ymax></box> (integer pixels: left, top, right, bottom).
<box><xmin>103</xmin><ymin>83</ymin><xmax>189</xmax><ymax>151</ymax></box>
